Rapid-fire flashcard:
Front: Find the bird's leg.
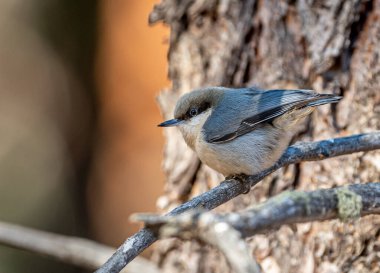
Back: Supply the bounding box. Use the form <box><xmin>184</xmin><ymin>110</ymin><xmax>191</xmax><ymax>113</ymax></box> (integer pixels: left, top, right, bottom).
<box><xmin>225</xmin><ymin>174</ymin><xmax>251</xmax><ymax>194</ymax></box>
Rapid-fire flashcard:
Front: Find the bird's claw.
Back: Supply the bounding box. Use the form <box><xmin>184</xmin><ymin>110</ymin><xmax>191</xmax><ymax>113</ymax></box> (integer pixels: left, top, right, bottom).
<box><xmin>226</xmin><ymin>174</ymin><xmax>251</xmax><ymax>194</ymax></box>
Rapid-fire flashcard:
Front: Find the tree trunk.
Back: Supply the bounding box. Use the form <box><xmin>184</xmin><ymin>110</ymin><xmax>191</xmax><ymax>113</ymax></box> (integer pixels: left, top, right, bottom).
<box><xmin>150</xmin><ymin>0</ymin><xmax>380</xmax><ymax>272</ymax></box>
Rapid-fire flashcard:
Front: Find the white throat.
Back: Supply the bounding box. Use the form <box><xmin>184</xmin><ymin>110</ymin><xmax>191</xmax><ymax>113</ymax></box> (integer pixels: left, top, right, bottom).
<box><xmin>178</xmin><ymin>109</ymin><xmax>212</xmax><ymax>149</ymax></box>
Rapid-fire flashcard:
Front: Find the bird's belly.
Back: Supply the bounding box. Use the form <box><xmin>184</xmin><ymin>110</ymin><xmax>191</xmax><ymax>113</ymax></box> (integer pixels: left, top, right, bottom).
<box><xmin>196</xmin><ymin>126</ymin><xmax>291</xmax><ymax>176</ymax></box>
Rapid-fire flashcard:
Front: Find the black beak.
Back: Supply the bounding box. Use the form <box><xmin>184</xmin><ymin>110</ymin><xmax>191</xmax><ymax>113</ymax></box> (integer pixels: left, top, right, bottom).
<box><xmin>158</xmin><ymin>119</ymin><xmax>182</xmax><ymax>127</ymax></box>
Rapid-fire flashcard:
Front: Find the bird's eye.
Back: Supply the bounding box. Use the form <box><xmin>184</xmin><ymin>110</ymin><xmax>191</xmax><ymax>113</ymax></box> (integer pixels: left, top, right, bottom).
<box><xmin>189</xmin><ymin>108</ymin><xmax>198</xmax><ymax>117</ymax></box>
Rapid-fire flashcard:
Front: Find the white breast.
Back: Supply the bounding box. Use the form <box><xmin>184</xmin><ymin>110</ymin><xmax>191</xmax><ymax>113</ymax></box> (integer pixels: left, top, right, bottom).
<box><xmin>195</xmin><ymin>124</ymin><xmax>292</xmax><ymax>176</ymax></box>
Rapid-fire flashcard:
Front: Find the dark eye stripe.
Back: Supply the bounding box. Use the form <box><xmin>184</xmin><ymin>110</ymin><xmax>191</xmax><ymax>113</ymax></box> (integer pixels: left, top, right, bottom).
<box><xmin>183</xmin><ymin>102</ymin><xmax>211</xmax><ymax>120</ymax></box>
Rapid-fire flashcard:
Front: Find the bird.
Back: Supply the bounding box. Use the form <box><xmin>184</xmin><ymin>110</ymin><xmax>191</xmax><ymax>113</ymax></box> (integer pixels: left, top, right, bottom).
<box><xmin>158</xmin><ymin>87</ymin><xmax>341</xmax><ymax>177</ymax></box>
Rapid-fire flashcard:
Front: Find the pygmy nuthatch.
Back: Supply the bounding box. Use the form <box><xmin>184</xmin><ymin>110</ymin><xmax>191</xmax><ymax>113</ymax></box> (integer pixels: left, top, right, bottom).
<box><xmin>159</xmin><ymin>87</ymin><xmax>341</xmax><ymax>177</ymax></box>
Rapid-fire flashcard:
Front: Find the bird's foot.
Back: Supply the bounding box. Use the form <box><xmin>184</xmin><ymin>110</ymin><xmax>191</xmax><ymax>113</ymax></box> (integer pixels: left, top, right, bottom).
<box><xmin>225</xmin><ymin>174</ymin><xmax>251</xmax><ymax>194</ymax></box>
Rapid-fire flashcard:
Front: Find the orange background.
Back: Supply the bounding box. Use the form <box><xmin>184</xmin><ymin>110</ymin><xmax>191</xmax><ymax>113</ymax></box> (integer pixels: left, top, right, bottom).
<box><xmin>0</xmin><ymin>1</ymin><xmax>168</xmax><ymax>271</ymax></box>
<box><xmin>88</xmin><ymin>0</ymin><xmax>169</xmax><ymax>245</ymax></box>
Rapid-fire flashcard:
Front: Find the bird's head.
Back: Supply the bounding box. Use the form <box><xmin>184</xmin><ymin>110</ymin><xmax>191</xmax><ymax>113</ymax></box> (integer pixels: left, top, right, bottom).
<box><xmin>158</xmin><ymin>87</ymin><xmax>225</xmax><ymax>148</ymax></box>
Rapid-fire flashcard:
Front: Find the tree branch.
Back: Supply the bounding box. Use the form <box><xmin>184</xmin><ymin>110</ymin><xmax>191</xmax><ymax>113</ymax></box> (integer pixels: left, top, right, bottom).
<box><xmin>96</xmin><ymin>132</ymin><xmax>380</xmax><ymax>273</ymax></box>
<box><xmin>145</xmin><ymin>213</ymin><xmax>262</xmax><ymax>273</ymax></box>
<box><xmin>135</xmin><ymin>182</ymin><xmax>380</xmax><ymax>238</ymax></box>
<box><xmin>0</xmin><ymin>221</ymin><xmax>159</xmax><ymax>273</ymax></box>
<box><xmin>198</xmin><ymin>222</ymin><xmax>262</xmax><ymax>273</ymax></box>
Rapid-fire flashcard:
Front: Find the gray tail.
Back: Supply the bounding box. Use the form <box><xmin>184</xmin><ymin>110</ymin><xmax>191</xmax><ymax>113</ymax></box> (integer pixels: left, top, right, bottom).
<box><xmin>306</xmin><ymin>94</ymin><xmax>342</xmax><ymax>107</ymax></box>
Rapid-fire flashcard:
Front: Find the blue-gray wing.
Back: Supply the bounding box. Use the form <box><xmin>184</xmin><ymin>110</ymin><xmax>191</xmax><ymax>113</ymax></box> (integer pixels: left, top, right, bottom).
<box><xmin>203</xmin><ymin>88</ymin><xmax>341</xmax><ymax>143</ymax></box>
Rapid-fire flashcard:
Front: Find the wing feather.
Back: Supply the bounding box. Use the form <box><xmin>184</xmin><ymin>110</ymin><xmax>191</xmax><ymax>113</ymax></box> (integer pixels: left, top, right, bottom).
<box><xmin>203</xmin><ymin>88</ymin><xmax>341</xmax><ymax>143</ymax></box>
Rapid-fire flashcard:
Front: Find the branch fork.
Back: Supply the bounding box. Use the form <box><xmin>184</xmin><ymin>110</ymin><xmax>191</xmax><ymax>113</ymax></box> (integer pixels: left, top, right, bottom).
<box><xmin>96</xmin><ymin>132</ymin><xmax>380</xmax><ymax>273</ymax></box>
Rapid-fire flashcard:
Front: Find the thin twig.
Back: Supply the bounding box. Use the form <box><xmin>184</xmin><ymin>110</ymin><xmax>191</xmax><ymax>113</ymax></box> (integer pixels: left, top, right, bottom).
<box><xmin>138</xmin><ymin>213</ymin><xmax>261</xmax><ymax>273</ymax></box>
<box><xmin>198</xmin><ymin>222</ymin><xmax>261</xmax><ymax>273</ymax></box>
<box><xmin>139</xmin><ymin>210</ymin><xmax>261</xmax><ymax>273</ymax></box>
<box><xmin>96</xmin><ymin>132</ymin><xmax>380</xmax><ymax>273</ymax></box>
<box><xmin>0</xmin><ymin>221</ymin><xmax>159</xmax><ymax>273</ymax></box>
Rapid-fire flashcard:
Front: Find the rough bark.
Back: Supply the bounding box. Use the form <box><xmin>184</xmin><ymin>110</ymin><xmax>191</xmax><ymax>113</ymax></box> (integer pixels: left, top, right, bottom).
<box><xmin>151</xmin><ymin>0</ymin><xmax>380</xmax><ymax>272</ymax></box>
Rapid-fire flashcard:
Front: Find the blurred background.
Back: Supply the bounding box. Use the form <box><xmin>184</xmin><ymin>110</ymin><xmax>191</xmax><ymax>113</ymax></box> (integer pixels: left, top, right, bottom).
<box><xmin>0</xmin><ymin>0</ymin><xmax>168</xmax><ymax>272</ymax></box>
